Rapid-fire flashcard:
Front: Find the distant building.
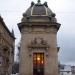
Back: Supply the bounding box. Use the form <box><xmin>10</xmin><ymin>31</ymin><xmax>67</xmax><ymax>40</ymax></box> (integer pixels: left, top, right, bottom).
<box><xmin>71</xmin><ymin>66</ymin><xmax>75</xmax><ymax>75</ymax></box>
<box><xmin>0</xmin><ymin>16</ymin><xmax>15</xmax><ymax>75</ymax></box>
<box><xmin>60</xmin><ymin>64</ymin><xmax>72</xmax><ymax>75</ymax></box>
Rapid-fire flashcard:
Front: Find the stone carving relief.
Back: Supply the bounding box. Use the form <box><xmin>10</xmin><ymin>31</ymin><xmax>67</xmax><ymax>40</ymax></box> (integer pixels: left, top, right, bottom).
<box><xmin>30</xmin><ymin>37</ymin><xmax>48</xmax><ymax>46</ymax></box>
<box><xmin>28</xmin><ymin>37</ymin><xmax>49</xmax><ymax>57</ymax></box>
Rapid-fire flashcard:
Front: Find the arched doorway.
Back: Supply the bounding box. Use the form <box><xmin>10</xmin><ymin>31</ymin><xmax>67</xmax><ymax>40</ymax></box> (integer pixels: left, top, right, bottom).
<box><xmin>33</xmin><ymin>53</ymin><xmax>44</xmax><ymax>75</ymax></box>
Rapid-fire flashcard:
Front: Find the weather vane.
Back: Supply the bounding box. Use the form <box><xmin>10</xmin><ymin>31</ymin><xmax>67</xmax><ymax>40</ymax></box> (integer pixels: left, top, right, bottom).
<box><xmin>37</xmin><ymin>0</ymin><xmax>41</xmax><ymax>3</ymax></box>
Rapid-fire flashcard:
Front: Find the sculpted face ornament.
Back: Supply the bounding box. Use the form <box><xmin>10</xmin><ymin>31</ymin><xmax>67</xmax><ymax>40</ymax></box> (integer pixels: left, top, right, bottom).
<box><xmin>36</xmin><ymin>38</ymin><xmax>42</xmax><ymax>44</ymax></box>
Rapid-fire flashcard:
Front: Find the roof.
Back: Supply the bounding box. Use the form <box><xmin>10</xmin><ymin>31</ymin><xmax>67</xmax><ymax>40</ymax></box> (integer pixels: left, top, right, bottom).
<box><xmin>18</xmin><ymin>0</ymin><xmax>61</xmax><ymax>31</ymax></box>
<box><xmin>0</xmin><ymin>16</ymin><xmax>15</xmax><ymax>39</ymax></box>
<box><xmin>21</xmin><ymin>1</ymin><xmax>57</xmax><ymax>22</ymax></box>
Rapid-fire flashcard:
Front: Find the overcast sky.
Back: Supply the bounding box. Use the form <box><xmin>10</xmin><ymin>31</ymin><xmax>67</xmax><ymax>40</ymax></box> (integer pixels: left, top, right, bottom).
<box><xmin>0</xmin><ymin>0</ymin><xmax>75</xmax><ymax>65</ymax></box>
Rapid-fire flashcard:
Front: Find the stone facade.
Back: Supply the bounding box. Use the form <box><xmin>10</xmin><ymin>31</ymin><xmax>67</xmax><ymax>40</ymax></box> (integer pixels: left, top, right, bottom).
<box><xmin>0</xmin><ymin>16</ymin><xmax>15</xmax><ymax>75</ymax></box>
<box><xmin>18</xmin><ymin>1</ymin><xmax>61</xmax><ymax>75</ymax></box>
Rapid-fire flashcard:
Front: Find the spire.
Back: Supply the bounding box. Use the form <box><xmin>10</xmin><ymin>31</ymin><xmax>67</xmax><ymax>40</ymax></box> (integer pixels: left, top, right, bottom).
<box><xmin>11</xmin><ymin>29</ymin><xmax>15</xmax><ymax>37</ymax></box>
<box><xmin>37</xmin><ymin>0</ymin><xmax>41</xmax><ymax>3</ymax></box>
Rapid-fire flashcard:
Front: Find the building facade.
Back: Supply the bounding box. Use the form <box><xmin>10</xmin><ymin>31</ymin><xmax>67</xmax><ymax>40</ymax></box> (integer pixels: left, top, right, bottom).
<box><xmin>71</xmin><ymin>66</ymin><xmax>75</xmax><ymax>75</ymax></box>
<box><xmin>18</xmin><ymin>0</ymin><xmax>60</xmax><ymax>75</ymax></box>
<box><xmin>59</xmin><ymin>64</ymin><xmax>72</xmax><ymax>75</ymax></box>
<box><xmin>0</xmin><ymin>16</ymin><xmax>15</xmax><ymax>75</ymax></box>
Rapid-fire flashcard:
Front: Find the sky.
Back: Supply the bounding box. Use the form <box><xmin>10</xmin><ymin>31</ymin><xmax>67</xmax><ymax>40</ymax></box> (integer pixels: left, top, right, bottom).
<box><xmin>0</xmin><ymin>0</ymin><xmax>75</xmax><ymax>65</ymax></box>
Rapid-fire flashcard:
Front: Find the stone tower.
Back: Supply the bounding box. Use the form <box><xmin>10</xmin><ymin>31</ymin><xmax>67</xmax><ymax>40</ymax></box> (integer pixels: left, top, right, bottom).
<box><xmin>18</xmin><ymin>1</ymin><xmax>61</xmax><ymax>75</ymax></box>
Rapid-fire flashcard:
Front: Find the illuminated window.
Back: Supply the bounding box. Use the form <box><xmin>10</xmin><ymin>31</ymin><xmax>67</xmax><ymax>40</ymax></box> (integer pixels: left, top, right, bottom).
<box><xmin>33</xmin><ymin>53</ymin><xmax>44</xmax><ymax>75</ymax></box>
<box><xmin>33</xmin><ymin>53</ymin><xmax>44</xmax><ymax>64</ymax></box>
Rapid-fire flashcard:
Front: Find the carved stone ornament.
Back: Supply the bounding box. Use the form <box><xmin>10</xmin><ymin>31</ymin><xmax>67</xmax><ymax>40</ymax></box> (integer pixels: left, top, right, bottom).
<box><xmin>28</xmin><ymin>38</ymin><xmax>49</xmax><ymax>57</ymax></box>
<box><xmin>28</xmin><ymin>37</ymin><xmax>49</xmax><ymax>48</ymax></box>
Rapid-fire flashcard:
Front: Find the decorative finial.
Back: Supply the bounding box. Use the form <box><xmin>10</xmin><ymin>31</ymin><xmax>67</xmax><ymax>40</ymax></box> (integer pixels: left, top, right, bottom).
<box><xmin>44</xmin><ymin>2</ymin><xmax>48</xmax><ymax>7</ymax></box>
<box><xmin>31</xmin><ymin>1</ymin><xmax>35</xmax><ymax>7</ymax></box>
<box><xmin>38</xmin><ymin>0</ymin><xmax>41</xmax><ymax>3</ymax></box>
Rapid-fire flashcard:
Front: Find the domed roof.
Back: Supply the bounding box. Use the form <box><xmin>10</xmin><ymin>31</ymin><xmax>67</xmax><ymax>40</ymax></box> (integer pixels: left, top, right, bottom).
<box><xmin>22</xmin><ymin>0</ymin><xmax>57</xmax><ymax>22</ymax></box>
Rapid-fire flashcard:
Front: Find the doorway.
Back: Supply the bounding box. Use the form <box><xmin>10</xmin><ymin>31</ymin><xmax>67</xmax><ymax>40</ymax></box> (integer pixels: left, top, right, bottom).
<box><xmin>33</xmin><ymin>53</ymin><xmax>44</xmax><ymax>75</ymax></box>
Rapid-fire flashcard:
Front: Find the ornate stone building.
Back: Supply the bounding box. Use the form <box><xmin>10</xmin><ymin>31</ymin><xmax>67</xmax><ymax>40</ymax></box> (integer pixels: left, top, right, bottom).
<box><xmin>18</xmin><ymin>0</ymin><xmax>61</xmax><ymax>75</ymax></box>
<box><xmin>0</xmin><ymin>16</ymin><xmax>15</xmax><ymax>75</ymax></box>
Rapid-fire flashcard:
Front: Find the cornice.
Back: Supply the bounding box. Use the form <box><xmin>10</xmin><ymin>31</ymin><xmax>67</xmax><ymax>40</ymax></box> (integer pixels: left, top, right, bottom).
<box><xmin>18</xmin><ymin>22</ymin><xmax>61</xmax><ymax>32</ymax></box>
